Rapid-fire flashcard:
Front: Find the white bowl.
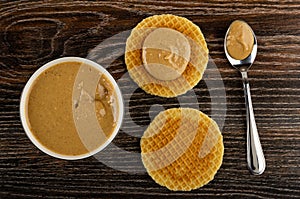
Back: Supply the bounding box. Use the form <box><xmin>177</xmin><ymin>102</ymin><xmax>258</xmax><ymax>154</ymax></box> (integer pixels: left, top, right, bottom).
<box><xmin>20</xmin><ymin>57</ymin><xmax>124</xmax><ymax>160</ymax></box>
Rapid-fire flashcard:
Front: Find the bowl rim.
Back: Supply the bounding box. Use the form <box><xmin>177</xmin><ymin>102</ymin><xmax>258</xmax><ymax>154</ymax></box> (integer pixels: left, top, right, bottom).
<box><xmin>20</xmin><ymin>57</ymin><xmax>124</xmax><ymax>160</ymax></box>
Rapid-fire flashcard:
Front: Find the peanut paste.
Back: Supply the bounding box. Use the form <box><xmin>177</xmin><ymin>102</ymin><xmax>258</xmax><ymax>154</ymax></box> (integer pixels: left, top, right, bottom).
<box><xmin>142</xmin><ymin>28</ymin><xmax>191</xmax><ymax>81</ymax></box>
<box><xmin>27</xmin><ymin>61</ymin><xmax>117</xmax><ymax>156</ymax></box>
<box><xmin>226</xmin><ymin>20</ymin><xmax>254</xmax><ymax>60</ymax></box>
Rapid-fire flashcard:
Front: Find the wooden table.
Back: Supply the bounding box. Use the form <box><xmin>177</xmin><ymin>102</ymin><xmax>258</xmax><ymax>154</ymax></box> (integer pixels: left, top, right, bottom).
<box><xmin>1</xmin><ymin>1</ymin><xmax>299</xmax><ymax>198</ymax></box>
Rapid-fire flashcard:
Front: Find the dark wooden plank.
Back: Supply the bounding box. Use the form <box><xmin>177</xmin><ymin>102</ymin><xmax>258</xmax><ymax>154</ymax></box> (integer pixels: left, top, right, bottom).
<box><xmin>0</xmin><ymin>0</ymin><xmax>300</xmax><ymax>198</ymax></box>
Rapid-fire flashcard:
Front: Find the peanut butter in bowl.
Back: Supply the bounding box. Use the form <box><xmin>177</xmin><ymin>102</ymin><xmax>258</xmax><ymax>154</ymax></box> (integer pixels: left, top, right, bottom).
<box><xmin>20</xmin><ymin>57</ymin><xmax>124</xmax><ymax>160</ymax></box>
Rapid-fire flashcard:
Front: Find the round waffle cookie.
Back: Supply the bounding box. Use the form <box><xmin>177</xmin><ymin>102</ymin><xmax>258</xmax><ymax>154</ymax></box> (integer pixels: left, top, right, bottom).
<box><xmin>141</xmin><ymin>108</ymin><xmax>223</xmax><ymax>191</ymax></box>
<box><xmin>125</xmin><ymin>14</ymin><xmax>209</xmax><ymax>98</ymax></box>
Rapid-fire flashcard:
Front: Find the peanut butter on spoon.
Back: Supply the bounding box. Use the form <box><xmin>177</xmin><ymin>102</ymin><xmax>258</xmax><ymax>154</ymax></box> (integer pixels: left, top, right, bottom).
<box><xmin>142</xmin><ymin>28</ymin><xmax>191</xmax><ymax>81</ymax></box>
<box><xmin>224</xmin><ymin>20</ymin><xmax>266</xmax><ymax>175</ymax></box>
<box><xmin>226</xmin><ymin>20</ymin><xmax>254</xmax><ymax>60</ymax></box>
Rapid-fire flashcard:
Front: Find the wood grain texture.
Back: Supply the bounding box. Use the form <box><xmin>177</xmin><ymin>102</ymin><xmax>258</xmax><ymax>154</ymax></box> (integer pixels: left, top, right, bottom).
<box><xmin>0</xmin><ymin>0</ymin><xmax>299</xmax><ymax>198</ymax></box>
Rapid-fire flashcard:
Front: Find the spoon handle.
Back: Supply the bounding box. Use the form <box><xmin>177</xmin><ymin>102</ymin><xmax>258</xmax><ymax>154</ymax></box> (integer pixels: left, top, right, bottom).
<box><xmin>241</xmin><ymin>71</ymin><xmax>266</xmax><ymax>175</ymax></box>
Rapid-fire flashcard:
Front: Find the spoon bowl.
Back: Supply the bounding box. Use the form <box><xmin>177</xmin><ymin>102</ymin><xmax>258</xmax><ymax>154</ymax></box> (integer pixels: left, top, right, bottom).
<box><xmin>224</xmin><ymin>25</ymin><xmax>258</xmax><ymax>71</ymax></box>
<box><xmin>224</xmin><ymin>20</ymin><xmax>266</xmax><ymax>175</ymax></box>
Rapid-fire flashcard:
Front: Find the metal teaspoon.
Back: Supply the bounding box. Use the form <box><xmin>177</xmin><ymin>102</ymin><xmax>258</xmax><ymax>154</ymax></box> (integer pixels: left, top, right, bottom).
<box><xmin>224</xmin><ymin>20</ymin><xmax>266</xmax><ymax>175</ymax></box>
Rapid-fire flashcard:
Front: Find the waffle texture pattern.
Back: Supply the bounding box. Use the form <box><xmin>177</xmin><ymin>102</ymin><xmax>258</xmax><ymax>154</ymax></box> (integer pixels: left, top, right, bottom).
<box><xmin>141</xmin><ymin>108</ymin><xmax>224</xmax><ymax>191</ymax></box>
